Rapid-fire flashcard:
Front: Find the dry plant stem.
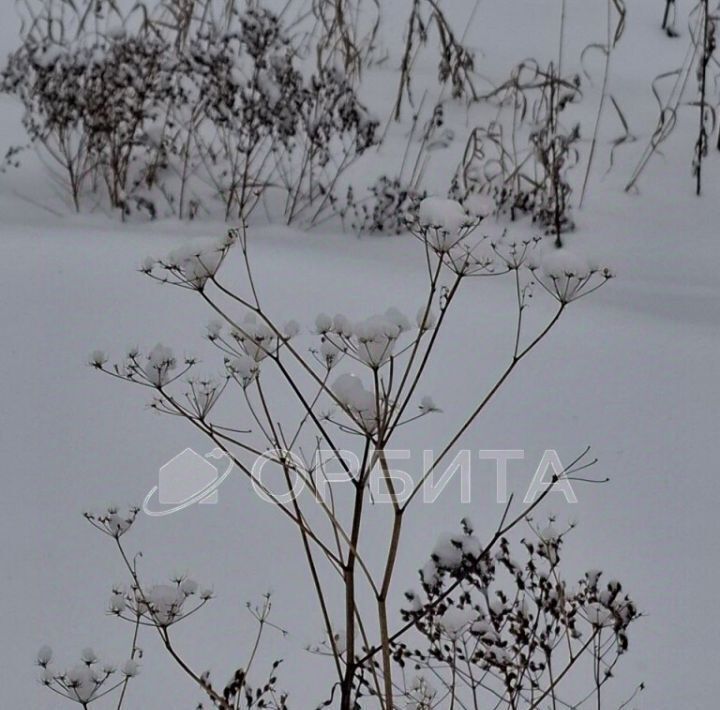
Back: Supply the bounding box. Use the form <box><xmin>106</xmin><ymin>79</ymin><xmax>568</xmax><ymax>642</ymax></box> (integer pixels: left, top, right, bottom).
<box><xmin>662</xmin><ymin>0</ymin><xmax>676</xmax><ymax>31</ymax></box>
<box><xmin>144</xmin><ymin>280</ymin><xmax>382</xmax><ymax>693</ymax></box>
<box><xmin>254</xmin><ymin>381</ymin><xmax>347</xmax><ymax>684</ymax></box>
<box><xmin>146</xmin><ymin>377</ymin><xmax>349</xmax><ymax>573</ymax></box>
<box><xmin>695</xmin><ymin>0</ymin><xmax>711</xmax><ymax>195</ymax></box>
<box><xmin>547</xmin><ymin>71</ymin><xmax>563</xmax><ymax>247</ymax></box>
<box><xmin>8</xmin><ymin>0</ymin><xmax>375</xmax><ymax>222</ymax></box>
<box><xmin>114</xmin><ymin>614</ymin><xmax>140</xmax><ymax>710</ymax></box>
<box><xmin>404</xmin><ymin>302</ymin><xmax>566</xmax><ymax>509</ymax></box>
<box><xmin>276</xmin><ymin>275</ymin><xmax>543</xmax><ymax>701</ymax></box>
<box><xmin>311</xmin><ymin>0</ymin><xmax>370</xmax><ymax>79</ymax></box>
<box><xmin>393</xmin><ymin>0</ymin><xmax>420</xmax><ymax>121</ymax></box>
<box><xmin>340</xmin><ymin>439</ymin><xmax>371</xmax><ymax>710</ymax></box>
<box><xmin>113</xmin><ymin>538</ymin><xmax>232</xmax><ymax>709</ymax></box>
<box><xmin>408</xmin><ymin>489</ymin><xmax>626</xmax><ymax>708</ymax></box>
<box><xmin>392</xmin><ymin>0</ymin><xmax>475</xmax><ymax>120</ymax></box>
<box><xmin>528</xmin><ymin>632</ymin><xmax>599</xmax><ymax>709</ymax></box>
<box><xmin>579</xmin><ymin>0</ymin><xmax>617</xmax><ymax>207</ymax></box>
<box><xmin>384</xmin><ymin>255</ymin><xmax>448</xmax><ymax>427</ymax></box>
<box><xmin>625</xmin><ymin>10</ymin><xmax>702</xmax><ymax>192</ymax></box>
<box><xmin>165</xmin><ymin>408</ymin><xmax>350</xmax><ymax>673</ymax></box>
<box><xmin>558</xmin><ymin>0</ymin><xmax>566</xmax><ymax>79</ymax></box>
<box><xmin>205</xmin><ymin>252</ymin><xmax>440</xmax><ymax>706</ymax></box>
<box><xmin>355</xmin><ymin>445</ymin><xmax>597</xmax><ymax>670</ymax></box>
<box><xmin>359</xmin><ymin>282</ymin><xmax>567</xmax><ymax>703</ymax></box>
<box><xmin>376</xmin><ymin>450</ymin><xmax>405</xmax><ymax>708</ymax></box>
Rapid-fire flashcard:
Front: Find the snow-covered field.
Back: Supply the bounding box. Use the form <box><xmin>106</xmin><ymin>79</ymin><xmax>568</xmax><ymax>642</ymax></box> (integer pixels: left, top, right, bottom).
<box><xmin>1</xmin><ymin>1</ymin><xmax>719</xmax><ymax>708</ymax></box>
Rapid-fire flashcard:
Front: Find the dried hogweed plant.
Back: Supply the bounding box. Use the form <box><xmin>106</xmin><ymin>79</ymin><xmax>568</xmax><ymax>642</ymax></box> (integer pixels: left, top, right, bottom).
<box><xmin>38</xmin><ymin>504</ymin><xmax>288</xmax><ymax>709</ymax></box>
<box><xmin>71</xmin><ymin>195</ymin><xmax>630</xmax><ymax>709</ymax></box>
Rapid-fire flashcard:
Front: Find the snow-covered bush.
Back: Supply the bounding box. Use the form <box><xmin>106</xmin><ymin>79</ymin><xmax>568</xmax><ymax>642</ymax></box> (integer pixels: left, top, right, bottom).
<box><xmin>64</xmin><ymin>195</ymin><xmax>633</xmax><ymax>709</ymax></box>
<box><xmin>1</xmin><ymin>28</ymin><xmax>175</xmax><ymax>214</ymax></box>
<box><xmin>452</xmin><ymin>61</ymin><xmax>581</xmax><ymax>245</ymax></box>
<box><xmin>397</xmin><ymin>518</ymin><xmax>639</xmax><ymax>708</ymax></box>
<box><xmin>337</xmin><ymin>103</ymin><xmax>452</xmax><ymax>234</ymax></box>
<box><xmin>1</xmin><ymin>0</ymin><xmax>378</xmax><ymax>221</ymax></box>
<box><xmin>340</xmin><ymin>176</ymin><xmax>425</xmax><ymax>234</ymax></box>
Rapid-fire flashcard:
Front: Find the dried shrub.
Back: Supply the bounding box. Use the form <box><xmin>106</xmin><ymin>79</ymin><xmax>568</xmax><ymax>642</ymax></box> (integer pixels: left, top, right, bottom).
<box><xmin>1</xmin><ymin>0</ymin><xmax>378</xmax><ymax>222</ymax></box>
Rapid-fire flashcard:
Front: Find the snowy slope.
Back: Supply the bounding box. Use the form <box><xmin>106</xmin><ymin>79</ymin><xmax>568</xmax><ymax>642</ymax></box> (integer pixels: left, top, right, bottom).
<box><xmin>1</xmin><ymin>1</ymin><xmax>719</xmax><ymax>709</ymax></box>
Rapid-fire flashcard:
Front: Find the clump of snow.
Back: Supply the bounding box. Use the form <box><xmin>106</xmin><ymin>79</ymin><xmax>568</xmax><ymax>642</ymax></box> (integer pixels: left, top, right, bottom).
<box><xmin>538</xmin><ymin>247</ymin><xmax>614</xmax><ymax>303</ymax></box>
<box><xmin>84</xmin><ymin>505</ymin><xmax>139</xmax><ymax>539</ymax></box>
<box><xmin>106</xmin><ymin>511</ymin><xmax>132</xmax><ymax>537</ymax></box>
<box><xmin>584</xmin><ymin>602</ymin><xmax>613</xmax><ymax>627</ymax></box>
<box><xmin>138</xmin><ymin>579</ymin><xmax>198</xmax><ymax>626</ymax></box>
<box><xmin>166</xmin><ymin>238</ymin><xmax>227</xmax><ymax>288</ymax></box>
<box><xmin>539</xmin><ymin>524</ymin><xmax>560</xmax><ymax>543</ymax></box>
<box><xmin>416</xmin><ymin>306</ymin><xmax>437</xmax><ymax>331</ymax></box>
<box><xmin>233</xmin><ymin>313</ymin><xmax>277</xmax><ymax>362</ymax></box>
<box><xmin>384</xmin><ymin>307</ymin><xmax>412</xmax><ymax>332</ymax></box>
<box><xmin>406</xmin><ymin>675</ymin><xmax>437</xmax><ymax>710</ymax></box>
<box><xmin>80</xmin><ymin>647</ymin><xmax>98</xmax><ymax>664</ymax></box>
<box><xmin>419</xmin><ymin>395</ymin><xmax>441</xmax><ymax>413</ymax></box>
<box><xmin>353</xmin><ymin>312</ymin><xmax>406</xmax><ymax>366</ymax></box>
<box><xmin>319</xmin><ymin>308</ymin><xmax>412</xmax><ymax>368</ymax></box>
<box><xmin>585</xmin><ymin>569</ymin><xmax>603</xmax><ymax>588</ymax></box>
<box><xmin>463</xmin><ymin>193</ymin><xmax>495</xmax><ymax>218</ymax></box>
<box><xmin>109</xmin><ymin>592</ymin><xmax>126</xmax><ymax>614</ymax></box>
<box><xmin>147</xmin><ymin>343</ymin><xmax>177</xmax><ymax>386</ymax></box>
<box><xmin>417</xmin><ymin>197</ymin><xmax>474</xmax><ymax>252</ymax></box>
<box><xmin>418</xmin><ymin>197</ymin><xmax>468</xmax><ymax>234</ymax></box>
<box><xmin>471</xmin><ymin>619</ymin><xmax>500</xmax><ymax>644</ymax></box>
<box><xmin>542</xmin><ymin>248</ymin><xmax>591</xmax><ymax>280</ymax></box>
<box><xmin>315</xmin><ymin>313</ymin><xmax>333</xmax><ymax>333</ymax></box>
<box><xmin>121</xmin><ymin>659</ymin><xmax>140</xmax><ymax>677</ymax></box>
<box><xmin>106</xmin><ymin>25</ymin><xmax>127</xmax><ymax>41</ymax></box>
<box><xmin>140</xmin><ymin>255</ymin><xmax>156</xmax><ymax>273</ymax></box>
<box><xmin>142</xmin><ymin>583</ymin><xmax>187</xmax><ymax>625</ymax></box>
<box><xmin>206</xmin><ymin>320</ymin><xmax>223</xmax><ymax>340</ymax></box>
<box><xmin>36</xmin><ymin>45</ymin><xmax>64</xmax><ymax>68</ymax></box>
<box><xmin>333</xmin><ymin>313</ymin><xmax>352</xmax><ymax>337</ymax></box>
<box><xmin>332</xmin><ymin>373</ymin><xmax>377</xmax><ymax>431</ymax></box>
<box><xmin>439</xmin><ymin>606</ymin><xmax>475</xmax><ymax>639</ymax></box>
<box><xmin>421</xmin><ymin>559</ymin><xmax>440</xmax><ymax>588</ymax></box>
<box><xmin>432</xmin><ymin>533</ymin><xmax>464</xmax><ymax>569</ymax></box>
<box><xmin>89</xmin><ymin>350</ymin><xmax>108</xmax><ymax>368</ymax></box>
<box><xmin>180</xmin><ymin>578</ymin><xmax>198</xmax><ymax>595</ymax></box>
<box><xmin>488</xmin><ymin>596</ymin><xmax>508</xmax><ymax>617</ymax></box>
<box><xmin>403</xmin><ymin>589</ymin><xmax>423</xmax><ymax>614</ymax></box>
<box><xmin>431</xmin><ymin>530</ymin><xmax>482</xmax><ymax>570</ymax></box>
<box><xmin>227</xmin><ymin>353</ymin><xmax>259</xmax><ymax>387</ymax></box>
<box><xmin>39</xmin><ymin>645</ymin><xmax>138</xmax><ymax>704</ymax></box>
<box><xmin>283</xmin><ymin>319</ymin><xmax>300</xmax><ymax>339</ymax></box>
<box><xmin>65</xmin><ymin>663</ymin><xmax>101</xmax><ymax>702</ymax></box>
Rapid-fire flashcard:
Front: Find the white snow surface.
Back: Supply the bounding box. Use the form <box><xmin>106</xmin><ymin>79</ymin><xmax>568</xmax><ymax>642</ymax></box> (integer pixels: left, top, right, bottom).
<box><xmin>0</xmin><ymin>1</ymin><xmax>719</xmax><ymax>709</ymax></box>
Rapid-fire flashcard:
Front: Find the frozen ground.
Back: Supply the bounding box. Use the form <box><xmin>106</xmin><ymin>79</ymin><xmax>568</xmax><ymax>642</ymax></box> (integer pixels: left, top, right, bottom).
<box><xmin>1</xmin><ymin>1</ymin><xmax>719</xmax><ymax>708</ymax></box>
